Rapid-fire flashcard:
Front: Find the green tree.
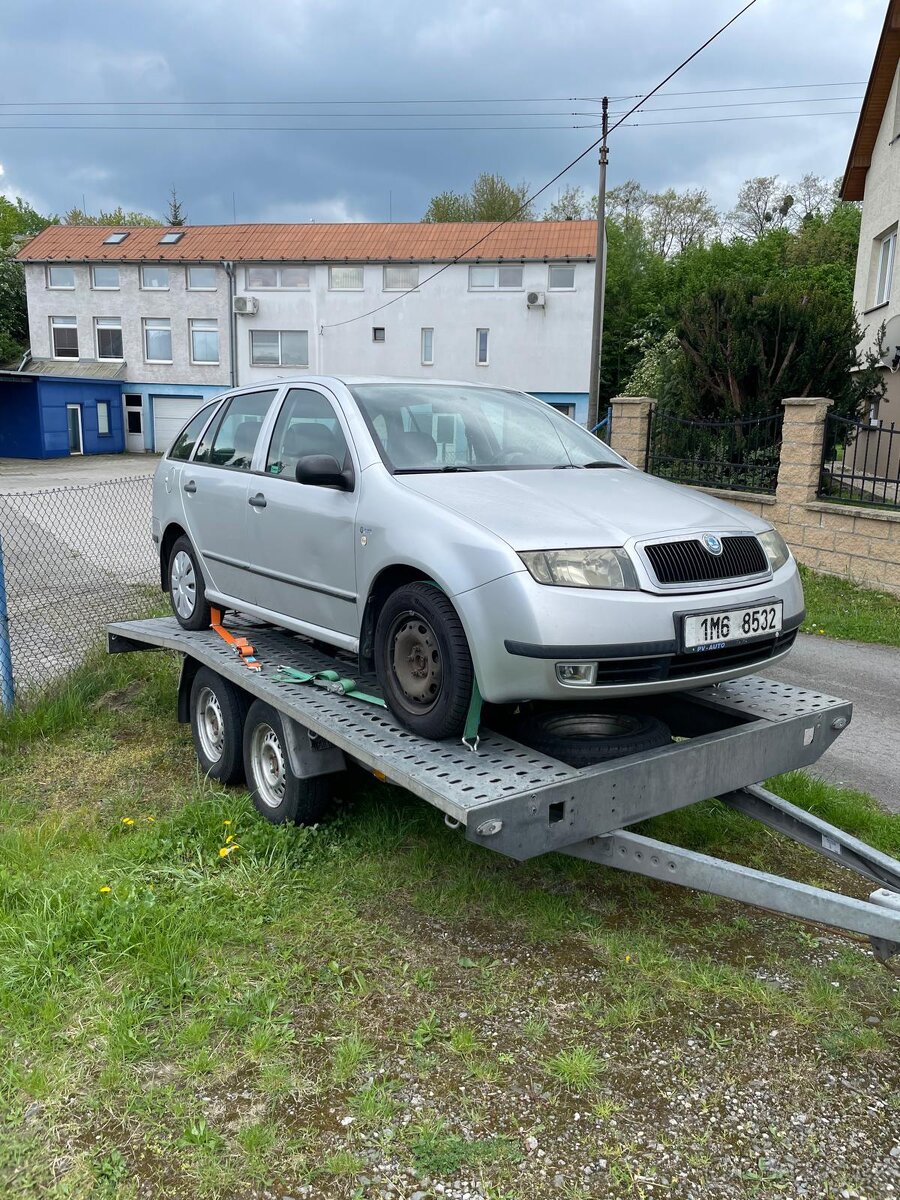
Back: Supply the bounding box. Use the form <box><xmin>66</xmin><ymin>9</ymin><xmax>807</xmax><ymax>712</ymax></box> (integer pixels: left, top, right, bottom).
<box><xmin>422</xmin><ymin>173</ymin><xmax>532</xmax><ymax>222</ymax></box>
<box><xmin>0</xmin><ymin>195</ymin><xmax>58</xmax><ymax>362</ymax></box>
<box><xmin>64</xmin><ymin>205</ymin><xmax>161</xmax><ymax>226</ymax></box>
<box><xmin>541</xmin><ymin>185</ymin><xmax>591</xmax><ymax>221</ymax></box>
<box><xmin>0</xmin><ymin>195</ymin><xmax>55</xmax><ymax>248</ymax></box>
<box><xmin>166</xmin><ymin>186</ymin><xmax>186</xmax><ymax>226</ymax></box>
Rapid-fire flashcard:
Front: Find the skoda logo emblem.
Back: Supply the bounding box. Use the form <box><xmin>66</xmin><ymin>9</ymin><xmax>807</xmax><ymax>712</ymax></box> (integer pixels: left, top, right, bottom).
<box><xmin>702</xmin><ymin>533</ymin><xmax>723</xmax><ymax>556</ymax></box>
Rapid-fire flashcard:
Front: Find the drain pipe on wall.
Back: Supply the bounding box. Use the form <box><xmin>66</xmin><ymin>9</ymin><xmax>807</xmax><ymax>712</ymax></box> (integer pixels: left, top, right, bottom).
<box><xmin>223</xmin><ymin>260</ymin><xmax>237</xmax><ymax>387</ymax></box>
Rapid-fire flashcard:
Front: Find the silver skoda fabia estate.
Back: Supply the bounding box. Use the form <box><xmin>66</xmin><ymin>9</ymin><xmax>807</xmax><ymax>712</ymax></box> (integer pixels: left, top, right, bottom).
<box><xmin>152</xmin><ymin>377</ymin><xmax>802</xmax><ymax>740</ymax></box>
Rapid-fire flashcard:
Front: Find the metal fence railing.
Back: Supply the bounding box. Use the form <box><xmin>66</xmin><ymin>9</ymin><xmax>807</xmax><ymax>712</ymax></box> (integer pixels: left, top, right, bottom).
<box><xmin>818</xmin><ymin>415</ymin><xmax>900</xmax><ymax>510</ymax></box>
<box><xmin>645</xmin><ymin>409</ymin><xmax>783</xmax><ymax>495</ymax></box>
<box><xmin>0</xmin><ymin>475</ymin><xmax>157</xmax><ymax>708</ymax></box>
<box><xmin>592</xmin><ymin>405</ymin><xmax>613</xmax><ymax>445</ymax></box>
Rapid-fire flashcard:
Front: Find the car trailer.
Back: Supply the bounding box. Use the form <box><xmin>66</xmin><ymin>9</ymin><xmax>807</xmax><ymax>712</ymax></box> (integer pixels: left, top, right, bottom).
<box><xmin>107</xmin><ymin>615</ymin><xmax>900</xmax><ymax>968</ymax></box>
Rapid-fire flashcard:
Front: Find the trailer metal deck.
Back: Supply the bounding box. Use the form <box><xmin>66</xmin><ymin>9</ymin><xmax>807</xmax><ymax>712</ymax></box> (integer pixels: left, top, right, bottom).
<box><xmin>108</xmin><ymin>616</ymin><xmax>900</xmax><ymax>965</ymax></box>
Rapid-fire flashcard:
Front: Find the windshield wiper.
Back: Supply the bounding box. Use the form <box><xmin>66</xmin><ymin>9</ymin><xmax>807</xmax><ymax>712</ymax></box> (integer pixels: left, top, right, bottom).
<box><xmin>394</xmin><ymin>465</ymin><xmax>477</xmax><ymax>474</ymax></box>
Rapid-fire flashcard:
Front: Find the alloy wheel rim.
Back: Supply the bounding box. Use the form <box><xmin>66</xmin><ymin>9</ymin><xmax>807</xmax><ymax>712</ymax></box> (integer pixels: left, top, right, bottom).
<box><xmin>391</xmin><ymin>614</ymin><xmax>442</xmax><ymax>711</ymax></box>
<box><xmin>195</xmin><ymin>686</ymin><xmax>225</xmax><ymax>762</ymax></box>
<box><xmin>251</xmin><ymin>722</ymin><xmax>286</xmax><ymax>809</ymax></box>
<box><xmin>171</xmin><ymin>550</ymin><xmax>196</xmax><ymax>618</ymax></box>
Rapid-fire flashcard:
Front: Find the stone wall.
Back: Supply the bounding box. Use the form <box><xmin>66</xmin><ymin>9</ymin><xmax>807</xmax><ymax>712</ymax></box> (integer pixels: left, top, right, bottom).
<box><xmin>610</xmin><ymin>395</ymin><xmax>900</xmax><ymax>597</ymax></box>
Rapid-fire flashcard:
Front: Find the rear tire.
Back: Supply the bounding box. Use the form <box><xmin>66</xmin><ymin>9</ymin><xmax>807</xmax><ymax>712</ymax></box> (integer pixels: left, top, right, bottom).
<box><xmin>374</xmin><ymin>581</ymin><xmax>474</xmax><ymax>740</ymax></box>
<box><xmin>189</xmin><ymin>667</ymin><xmax>248</xmax><ymax>785</ymax></box>
<box><xmin>242</xmin><ymin>699</ymin><xmax>331</xmax><ymax>825</ymax></box>
<box><xmin>168</xmin><ymin>535</ymin><xmax>212</xmax><ymax>631</ymax></box>
<box><xmin>515</xmin><ymin>708</ymin><xmax>671</xmax><ymax>767</ymax></box>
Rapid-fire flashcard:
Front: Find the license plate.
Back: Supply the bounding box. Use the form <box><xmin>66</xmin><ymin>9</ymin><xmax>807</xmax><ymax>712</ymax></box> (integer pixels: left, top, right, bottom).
<box><xmin>683</xmin><ymin>601</ymin><xmax>783</xmax><ymax>651</ymax></box>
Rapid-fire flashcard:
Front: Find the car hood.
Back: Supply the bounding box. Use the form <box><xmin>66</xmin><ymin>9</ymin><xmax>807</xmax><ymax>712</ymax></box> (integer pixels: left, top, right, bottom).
<box><xmin>395</xmin><ymin>467</ymin><xmax>769</xmax><ymax>550</ymax></box>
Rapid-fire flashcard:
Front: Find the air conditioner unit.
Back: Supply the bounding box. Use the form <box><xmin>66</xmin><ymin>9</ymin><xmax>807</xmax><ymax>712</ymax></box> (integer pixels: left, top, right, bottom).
<box><xmin>526</xmin><ymin>290</ymin><xmax>546</xmax><ymax>308</ymax></box>
<box><xmin>232</xmin><ymin>296</ymin><xmax>259</xmax><ymax>315</ymax></box>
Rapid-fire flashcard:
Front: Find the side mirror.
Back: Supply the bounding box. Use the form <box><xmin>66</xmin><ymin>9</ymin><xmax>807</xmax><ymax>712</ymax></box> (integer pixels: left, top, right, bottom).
<box><xmin>296</xmin><ymin>454</ymin><xmax>354</xmax><ymax>490</ymax></box>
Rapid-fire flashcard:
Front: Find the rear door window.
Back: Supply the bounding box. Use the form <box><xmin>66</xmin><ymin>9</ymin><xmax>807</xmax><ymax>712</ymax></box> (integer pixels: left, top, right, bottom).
<box><xmin>168</xmin><ymin>402</ymin><xmax>219</xmax><ymax>461</ymax></box>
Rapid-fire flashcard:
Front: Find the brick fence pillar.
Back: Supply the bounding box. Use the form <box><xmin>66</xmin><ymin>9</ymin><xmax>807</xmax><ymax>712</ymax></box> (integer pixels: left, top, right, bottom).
<box><xmin>609</xmin><ymin>396</ymin><xmax>652</xmax><ymax>467</ymax></box>
<box><xmin>776</xmin><ymin>397</ymin><xmax>833</xmax><ymax>510</ymax></box>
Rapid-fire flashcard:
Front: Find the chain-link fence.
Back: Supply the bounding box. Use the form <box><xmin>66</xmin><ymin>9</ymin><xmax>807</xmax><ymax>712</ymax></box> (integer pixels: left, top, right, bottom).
<box><xmin>0</xmin><ymin>474</ymin><xmax>158</xmax><ymax>706</ymax></box>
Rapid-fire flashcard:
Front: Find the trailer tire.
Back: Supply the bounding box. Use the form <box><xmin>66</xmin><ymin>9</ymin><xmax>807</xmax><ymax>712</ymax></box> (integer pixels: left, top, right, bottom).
<box><xmin>515</xmin><ymin>708</ymin><xmax>671</xmax><ymax>767</ymax></box>
<box><xmin>374</xmin><ymin>581</ymin><xmax>474</xmax><ymax>740</ymax></box>
<box><xmin>168</xmin><ymin>535</ymin><xmax>212</xmax><ymax>631</ymax></box>
<box><xmin>189</xmin><ymin>667</ymin><xmax>248</xmax><ymax>785</ymax></box>
<box><xmin>243</xmin><ymin>700</ymin><xmax>331</xmax><ymax>825</ymax></box>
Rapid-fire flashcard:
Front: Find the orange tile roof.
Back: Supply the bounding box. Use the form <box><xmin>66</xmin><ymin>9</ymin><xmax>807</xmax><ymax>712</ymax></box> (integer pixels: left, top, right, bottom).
<box><xmin>16</xmin><ymin>220</ymin><xmax>597</xmax><ymax>264</ymax></box>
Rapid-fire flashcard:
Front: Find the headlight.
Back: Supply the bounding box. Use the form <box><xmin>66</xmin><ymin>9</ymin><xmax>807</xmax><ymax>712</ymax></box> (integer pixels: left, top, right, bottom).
<box><xmin>519</xmin><ymin>547</ymin><xmax>638</xmax><ymax>590</ymax></box>
<box><xmin>758</xmin><ymin>529</ymin><xmax>790</xmax><ymax>572</ymax></box>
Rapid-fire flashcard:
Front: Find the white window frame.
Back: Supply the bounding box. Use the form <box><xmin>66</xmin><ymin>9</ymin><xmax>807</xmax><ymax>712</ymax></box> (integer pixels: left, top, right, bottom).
<box><xmin>421</xmin><ymin>327</ymin><xmax>434</xmax><ymax>367</ymax></box>
<box><xmin>383</xmin><ymin>265</ymin><xmax>419</xmax><ymax>291</ymax></box>
<box><xmin>468</xmin><ymin>264</ymin><xmax>524</xmax><ymax>291</ymax></box>
<box><xmin>140</xmin><ymin>264</ymin><xmax>170</xmax><ymax>291</ymax></box>
<box><xmin>189</xmin><ymin>318</ymin><xmax>220</xmax><ymax>365</ymax></box>
<box><xmin>874</xmin><ymin>229</ymin><xmax>897</xmax><ymax>308</ymax></box>
<box><xmin>476</xmin><ymin>327</ymin><xmax>490</xmax><ymax>366</ymax></box>
<box><xmin>186</xmin><ymin>266</ymin><xmax>218</xmax><ymax>291</ymax></box>
<box><xmin>249</xmin><ymin>329</ymin><xmax>310</xmax><ymax>368</ymax></box>
<box><xmin>329</xmin><ymin>265</ymin><xmax>364</xmax><ymax>291</ymax></box>
<box><xmin>96</xmin><ymin>400</ymin><xmax>111</xmax><ymax>436</ymax></box>
<box><xmin>50</xmin><ymin>315</ymin><xmax>78</xmax><ymax>359</ymax></box>
<box><xmin>47</xmin><ymin>265</ymin><xmax>75</xmax><ymax>290</ymax></box>
<box><xmin>244</xmin><ymin>266</ymin><xmax>310</xmax><ymax>290</ymax></box>
<box><xmin>91</xmin><ymin>265</ymin><xmax>120</xmax><ymax>290</ymax></box>
<box><xmin>95</xmin><ymin>317</ymin><xmax>124</xmax><ymax>361</ymax></box>
<box><xmin>143</xmin><ymin>317</ymin><xmax>172</xmax><ymax>364</ymax></box>
<box><xmin>548</xmin><ymin>263</ymin><xmax>576</xmax><ymax>291</ymax></box>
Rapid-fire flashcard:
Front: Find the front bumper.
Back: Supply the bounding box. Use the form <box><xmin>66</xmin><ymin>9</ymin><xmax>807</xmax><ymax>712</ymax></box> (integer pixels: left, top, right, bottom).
<box><xmin>455</xmin><ymin>563</ymin><xmax>805</xmax><ymax>705</ymax></box>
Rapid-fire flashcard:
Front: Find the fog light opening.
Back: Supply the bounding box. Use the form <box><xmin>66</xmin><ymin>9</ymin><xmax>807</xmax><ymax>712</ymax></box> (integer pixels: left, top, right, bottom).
<box><xmin>555</xmin><ymin>662</ymin><xmax>598</xmax><ymax>686</ymax></box>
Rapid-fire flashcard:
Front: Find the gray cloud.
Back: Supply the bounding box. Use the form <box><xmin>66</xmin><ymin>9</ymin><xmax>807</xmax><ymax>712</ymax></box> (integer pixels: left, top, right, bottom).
<box><xmin>0</xmin><ymin>0</ymin><xmax>886</xmax><ymax>224</ymax></box>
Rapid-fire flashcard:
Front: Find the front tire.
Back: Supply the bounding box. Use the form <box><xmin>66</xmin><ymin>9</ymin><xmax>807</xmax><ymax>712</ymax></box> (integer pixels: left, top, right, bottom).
<box><xmin>374</xmin><ymin>582</ymin><xmax>474</xmax><ymax>740</ymax></box>
<box><xmin>242</xmin><ymin>700</ymin><xmax>331</xmax><ymax>825</ymax></box>
<box><xmin>168</xmin><ymin>535</ymin><xmax>212</xmax><ymax>631</ymax></box>
<box><xmin>189</xmin><ymin>667</ymin><xmax>248</xmax><ymax>785</ymax></box>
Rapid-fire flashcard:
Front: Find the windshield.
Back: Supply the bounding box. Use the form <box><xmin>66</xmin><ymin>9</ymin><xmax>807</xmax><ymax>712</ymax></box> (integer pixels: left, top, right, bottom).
<box><xmin>348</xmin><ymin>383</ymin><xmax>622</xmax><ymax>472</ymax></box>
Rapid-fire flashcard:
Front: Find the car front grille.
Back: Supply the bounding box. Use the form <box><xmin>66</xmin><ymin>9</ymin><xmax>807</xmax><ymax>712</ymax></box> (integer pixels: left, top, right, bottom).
<box><xmin>592</xmin><ymin>629</ymin><xmax>797</xmax><ymax>685</ymax></box>
<box><xmin>644</xmin><ymin>535</ymin><xmax>768</xmax><ymax>586</ymax></box>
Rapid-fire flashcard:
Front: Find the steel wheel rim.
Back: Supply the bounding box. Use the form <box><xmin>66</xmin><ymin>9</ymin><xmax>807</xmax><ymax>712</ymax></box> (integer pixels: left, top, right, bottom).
<box><xmin>171</xmin><ymin>550</ymin><xmax>197</xmax><ymax>619</ymax></box>
<box><xmin>195</xmin><ymin>686</ymin><xmax>225</xmax><ymax>763</ymax></box>
<box><xmin>391</xmin><ymin>613</ymin><xmax>442</xmax><ymax>712</ymax></box>
<box><xmin>536</xmin><ymin>713</ymin><xmax>641</xmax><ymax>741</ymax></box>
<box><xmin>250</xmin><ymin>722</ymin><xmax>286</xmax><ymax>809</ymax></box>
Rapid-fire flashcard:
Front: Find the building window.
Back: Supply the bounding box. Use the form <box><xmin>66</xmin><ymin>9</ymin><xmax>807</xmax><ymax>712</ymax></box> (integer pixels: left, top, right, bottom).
<box><xmin>159</xmin><ymin>231</ymin><xmax>184</xmax><ymax>245</ymax></box>
<box><xmin>144</xmin><ymin>317</ymin><xmax>172</xmax><ymax>363</ymax></box>
<box><xmin>103</xmin><ymin>231</ymin><xmax>128</xmax><ymax>244</ymax></box>
<box><xmin>97</xmin><ymin>400</ymin><xmax>110</xmax><ymax>436</ymax></box>
<box><xmin>92</xmin><ymin>265</ymin><xmax>119</xmax><ymax>289</ymax></box>
<box><xmin>468</xmin><ymin>264</ymin><xmax>523</xmax><ymax>290</ymax></box>
<box><xmin>875</xmin><ymin>229</ymin><xmax>897</xmax><ymax>307</ymax></box>
<box><xmin>50</xmin><ymin>316</ymin><xmax>78</xmax><ymax>358</ymax></box>
<box><xmin>190</xmin><ymin>318</ymin><xmax>219</xmax><ymax>364</ymax></box>
<box><xmin>47</xmin><ymin>265</ymin><xmax>75</xmax><ymax>289</ymax></box>
<box><xmin>250</xmin><ymin>329</ymin><xmax>309</xmax><ymax>367</ymax></box>
<box><xmin>373</xmin><ymin>326</ymin><xmax>386</xmax><ymax>342</ymax></box>
<box><xmin>476</xmin><ymin>328</ymin><xmax>489</xmax><ymax>365</ymax></box>
<box><xmin>95</xmin><ymin>317</ymin><xmax>123</xmax><ymax>360</ymax></box>
<box><xmin>421</xmin><ymin>327</ymin><xmax>434</xmax><ymax>366</ymax></box>
<box><xmin>245</xmin><ymin>266</ymin><xmax>310</xmax><ymax>289</ymax></box>
<box><xmin>187</xmin><ymin>266</ymin><xmax>217</xmax><ymax>290</ymax></box>
<box><xmin>384</xmin><ymin>265</ymin><xmax>418</xmax><ymax>290</ymax></box>
<box><xmin>329</xmin><ymin>265</ymin><xmax>364</xmax><ymax>290</ymax></box>
<box><xmin>141</xmin><ymin>264</ymin><xmax>169</xmax><ymax>290</ymax></box>
<box><xmin>548</xmin><ymin>263</ymin><xmax>576</xmax><ymax>290</ymax></box>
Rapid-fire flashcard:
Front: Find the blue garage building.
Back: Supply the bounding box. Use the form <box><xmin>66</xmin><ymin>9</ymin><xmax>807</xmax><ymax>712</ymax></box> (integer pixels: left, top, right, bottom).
<box><xmin>0</xmin><ymin>361</ymin><xmax>125</xmax><ymax>458</ymax></box>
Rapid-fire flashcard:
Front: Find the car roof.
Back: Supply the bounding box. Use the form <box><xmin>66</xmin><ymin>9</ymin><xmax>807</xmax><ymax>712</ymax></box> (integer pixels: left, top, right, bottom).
<box><xmin>250</xmin><ymin>374</ymin><xmax>514</xmax><ymax>390</ymax></box>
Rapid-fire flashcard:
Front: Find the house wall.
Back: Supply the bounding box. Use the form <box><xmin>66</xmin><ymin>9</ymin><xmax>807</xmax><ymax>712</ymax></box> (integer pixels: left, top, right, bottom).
<box><xmin>0</xmin><ymin>378</ymin><xmax>43</xmax><ymax>457</ymax></box>
<box><xmin>36</xmin><ymin>378</ymin><xmax>125</xmax><ymax>456</ymax></box>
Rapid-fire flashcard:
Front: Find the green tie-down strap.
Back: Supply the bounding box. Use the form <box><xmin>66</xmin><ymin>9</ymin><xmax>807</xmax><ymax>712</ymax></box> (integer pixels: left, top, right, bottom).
<box><xmin>276</xmin><ymin>665</ymin><xmax>387</xmax><ymax>708</ymax></box>
<box><xmin>462</xmin><ymin>675</ymin><xmax>483</xmax><ymax>751</ymax></box>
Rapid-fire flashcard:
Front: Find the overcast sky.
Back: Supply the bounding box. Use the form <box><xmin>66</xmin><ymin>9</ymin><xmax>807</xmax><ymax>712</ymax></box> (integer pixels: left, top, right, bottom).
<box><xmin>0</xmin><ymin>0</ymin><xmax>887</xmax><ymax>226</ymax></box>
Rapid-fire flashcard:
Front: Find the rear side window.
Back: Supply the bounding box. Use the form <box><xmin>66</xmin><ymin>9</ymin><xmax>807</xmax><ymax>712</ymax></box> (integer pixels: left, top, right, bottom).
<box><xmin>266</xmin><ymin>388</ymin><xmax>350</xmax><ymax>479</ymax></box>
<box><xmin>168</xmin><ymin>402</ymin><xmax>219</xmax><ymax>461</ymax></box>
<box><xmin>194</xmin><ymin>389</ymin><xmax>279</xmax><ymax>469</ymax></box>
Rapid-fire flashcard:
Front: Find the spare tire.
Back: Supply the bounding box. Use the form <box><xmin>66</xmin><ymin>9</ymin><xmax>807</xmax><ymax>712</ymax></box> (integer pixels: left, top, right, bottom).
<box><xmin>515</xmin><ymin>708</ymin><xmax>671</xmax><ymax>767</ymax></box>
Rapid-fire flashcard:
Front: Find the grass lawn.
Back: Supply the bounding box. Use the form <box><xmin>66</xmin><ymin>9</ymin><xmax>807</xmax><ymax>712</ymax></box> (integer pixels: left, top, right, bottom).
<box><xmin>1</xmin><ymin>649</ymin><xmax>900</xmax><ymax>1199</ymax></box>
<box><xmin>799</xmin><ymin>564</ymin><xmax>900</xmax><ymax>647</ymax></box>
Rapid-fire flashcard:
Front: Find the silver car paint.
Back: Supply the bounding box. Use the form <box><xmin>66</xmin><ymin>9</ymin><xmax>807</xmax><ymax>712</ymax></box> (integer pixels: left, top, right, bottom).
<box><xmin>153</xmin><ymin>375</ymin><xmax>804</xmax><ymax>702</ymax></box>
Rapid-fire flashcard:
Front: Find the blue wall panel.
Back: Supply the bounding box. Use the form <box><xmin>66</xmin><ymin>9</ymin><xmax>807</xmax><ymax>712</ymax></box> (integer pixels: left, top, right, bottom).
<box><xmin>0</xmin><ymin>378</ymin><xmax>45</xmax><ymax>457</ymax></box>
<box><xmin>37</xmin><ymin>379</ymin><xmax>125</xmax><ymax>455</ymax></box>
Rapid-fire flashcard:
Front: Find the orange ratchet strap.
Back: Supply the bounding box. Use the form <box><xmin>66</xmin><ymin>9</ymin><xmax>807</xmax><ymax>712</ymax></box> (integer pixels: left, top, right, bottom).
<box><xmin>209</xmin><ymin>607</ymin><xmax>262</xmax><ymax>671</ymax></box>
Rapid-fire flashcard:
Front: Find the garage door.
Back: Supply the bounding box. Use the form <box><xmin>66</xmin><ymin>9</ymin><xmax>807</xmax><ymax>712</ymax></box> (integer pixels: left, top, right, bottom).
<box><xmin>152</xmin><ymin>397</ymin><xmax>208</xmax><ymax>453</ymax></box>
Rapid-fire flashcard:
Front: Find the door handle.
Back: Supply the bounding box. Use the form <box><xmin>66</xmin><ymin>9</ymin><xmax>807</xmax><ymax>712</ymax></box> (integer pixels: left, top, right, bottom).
<box><xmin>248</xmin><ymin>493</ymin><xmax>267</xmax><ymax>508</ymax></box>
<box><xmin>183</xmin><ymin>480</ymin><xmax>197</xmax><ymax>494</ymax></box>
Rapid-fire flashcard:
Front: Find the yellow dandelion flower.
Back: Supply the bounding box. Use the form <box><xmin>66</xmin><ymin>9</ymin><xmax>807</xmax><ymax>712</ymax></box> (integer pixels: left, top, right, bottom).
<box><xmin>99</xmin><ymin>886</ymin><xmax>111</xmax><ymax>894</ymax></box>
<box><xmin>218</xmin><ymin>844</ymin><xmax>240</xmax><ymax>858</ymax></box>
<box><xmin>121</xmin><ymin>817</ymin><xmax>135</xmax><ymax>826</ymax></box>
<box><xmin>625</xmin><ymin>954</ymin><xmax>632</xmax><ymax>963</ymax></box>
<box><xmin>145</xmin><ymin>816</ymin><xmax>155</xmax><ymax>823</ymax></box>
<box><xmin>223</xmin><ymin>819</ymin><xmax>232</xmax><ymax>826</ymax></box>
<box><xmin>225</xmin><ymin>834</ymin><xmax>235</xmax><ymax>844</ymax></box>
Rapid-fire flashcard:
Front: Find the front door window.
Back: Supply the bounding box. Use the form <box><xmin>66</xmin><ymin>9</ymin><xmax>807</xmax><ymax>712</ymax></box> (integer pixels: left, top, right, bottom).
<box><xmin>66</xmin><ymin>404</ymin><xmax>83</xmax><ymax>454</ymax></box>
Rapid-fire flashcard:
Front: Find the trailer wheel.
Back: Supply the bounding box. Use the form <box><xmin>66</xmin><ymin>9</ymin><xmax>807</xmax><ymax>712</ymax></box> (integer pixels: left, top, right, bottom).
<box><xmin>168</xmin><ymin>535</ymin><xmax>212</xmax><ymax>631</ymax></box>
<box><xmin>515</xmin><ymin>708</ymin><xmax>671</xmax><ymax>767</ymax></box>
<box><xmin>189</xmin><ymin>667</ymin><xmax>248</xmax><ymax>785</ymax></box>
<box><xmin>374</xmin><ymin>581</ymin><xmax>474</xmax><ymax>740</ymax></box>
<box><xmin>243</xmin><ymin>700</ymin><xmax>331</xmax><ymax>825</ymax></box>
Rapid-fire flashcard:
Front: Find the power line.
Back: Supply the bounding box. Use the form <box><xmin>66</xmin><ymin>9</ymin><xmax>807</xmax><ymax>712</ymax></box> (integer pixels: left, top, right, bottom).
<box><xmin>607</xmin><ymin>95</ymin><xmax>862</xmax><ymax>114</ymax></box>
<box><xmin>621</xmin><ymin>109</ymin><xmax>858</xmax><ymax>127</ymax></box>
<box><xmin>320</xmin><ymin>0</ymin><xmax>760</xmax><ymax>333</ymax></box>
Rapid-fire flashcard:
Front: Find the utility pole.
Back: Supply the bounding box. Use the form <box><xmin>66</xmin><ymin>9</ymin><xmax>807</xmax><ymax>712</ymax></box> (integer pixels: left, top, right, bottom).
<box><xmin>587</xmin><ymin>96</ymin><xmax>609</xmax><ymax>431</ymax></box>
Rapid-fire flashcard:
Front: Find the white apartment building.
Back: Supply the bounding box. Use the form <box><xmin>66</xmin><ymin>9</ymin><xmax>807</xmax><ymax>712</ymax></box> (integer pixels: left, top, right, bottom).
<box><xmin>15</xmin><ymin>220</ymin><xmax>596</xmax><ymax>452</ymax></box>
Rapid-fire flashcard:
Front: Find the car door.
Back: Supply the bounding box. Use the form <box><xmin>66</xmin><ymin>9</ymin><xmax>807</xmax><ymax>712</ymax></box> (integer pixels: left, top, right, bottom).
<box><xmin>249</xmin><ymin>385</ymin><xmax>360</xmax><ymax>639</ymax></box>
<box><xmin>180</xmin><ymin>388</ymin><xmax>280</xmax><ymax>604</ymax></box>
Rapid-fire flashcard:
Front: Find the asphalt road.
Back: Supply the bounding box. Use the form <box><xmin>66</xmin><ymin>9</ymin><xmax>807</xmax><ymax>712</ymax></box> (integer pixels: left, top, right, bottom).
<box><xmin>765</xmin><ymin>633</ymin><xmax>900</xmax><ymax>813</ymax></box>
